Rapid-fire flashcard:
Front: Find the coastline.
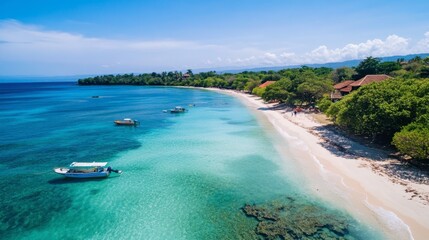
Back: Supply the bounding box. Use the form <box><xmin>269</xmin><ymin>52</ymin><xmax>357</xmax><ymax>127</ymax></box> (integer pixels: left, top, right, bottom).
<box><xmin>204</xmin><ymin>88</ymin><xmax>429</xmax><ymax>240</ymax></box>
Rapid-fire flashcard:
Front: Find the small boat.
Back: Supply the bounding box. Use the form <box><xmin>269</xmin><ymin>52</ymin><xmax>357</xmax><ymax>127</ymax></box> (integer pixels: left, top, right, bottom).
<box><xmin>169</xmin><ymin>106</ymin><xmax>187</xmax><ymax>113</ymax></box>
<box><xmin>53</xmin><ymin>162</ymin><xmax>122</xmax><ymax>178</ymax></box>
<box><xmin>114</xmin><ymin>118</ymin><xmax>139</xmax><ymax>125</ymax></box>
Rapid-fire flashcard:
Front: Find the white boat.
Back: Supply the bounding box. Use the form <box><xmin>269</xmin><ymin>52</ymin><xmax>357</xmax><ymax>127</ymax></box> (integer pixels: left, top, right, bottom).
<box><xmin>169</xmin><ymin>106</ymin><xmax>187</xmax><ymax>113</ymax></box>
<box><xmin>114</xmin><ymin>118</ymin><xmax>139</xmax><ymax>126</ymax></box>
<box><xmin>54</xmin><ymin>162</ymin><xmax>122</xmax><ymax>178</ymax></box>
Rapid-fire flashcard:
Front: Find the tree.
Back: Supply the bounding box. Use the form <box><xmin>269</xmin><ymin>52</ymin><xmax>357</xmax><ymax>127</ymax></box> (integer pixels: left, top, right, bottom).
<box><xmin>244</xmin><ymin>79</ymin><xmax>261</xmax><ymax>93</ymax></box>
<box><xmin>186</xmin><ymin>69</ymin><xmax>194</xmax><ymax>76</ymax></box>
<box><xmin>392</xmin><ymin>115</ymin><xmax>429</xmax><ymax>161</ymax></box>
<box><xmin>262</xmin><ymin>78</ymin><xmax>293</xmax><ymax>103</ymax></box>
<box><xmin>378</xmin><ymin>61</ymin><xmax>401</xmax><ymax>75</ymax></box>
<box><xmin>252</xmin><ymin>87</ymin><xmax>265</xmax><ymax>97</ymax></box>
<box><xmin>409</xmin><ymin>56</ymin><xmax>422</xmax><ymax>63</ymax></box>
<box><xmin>296</xmin><ymin>79</ymin><xmax>332</xmax><ymax>105</ymax></box>
<box><xmin>392</xmin><ymin>129</ymin><xmax>429</xmax><ymax>161</ymax></box>
<box><xmin>354</xmin><ymin>56</ymin><xmax>381</xmax><ymax>79</ymax></box>
<box><xmin>419</xmin><ymin>66</ymin><xmax>429</xmax><ymax>78</ymax></box>
<box><xmin>316</xmin><ymin>96</ymin><xmax>333</xmax><ymax>112</ymax></box>
<box><xmin>261</xmin><ymin>74</ymin><xmax>281</xmax><ymax>83</ymax></box>
<box><xmin>327</xmin><ymin>78</ymin><xmax>428</xmax><ymax>143</ymax></box>
<box><xmin>331</xmin><ymin>67</ymin><xmax>356</xmax><ymax>83</ymax></box>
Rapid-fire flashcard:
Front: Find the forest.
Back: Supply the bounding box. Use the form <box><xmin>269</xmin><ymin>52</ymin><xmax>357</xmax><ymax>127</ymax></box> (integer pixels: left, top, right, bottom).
<box><xmin>78</xmin><ymin>56</ymin><xmax>429</xmax><ymax>162</ymax></box>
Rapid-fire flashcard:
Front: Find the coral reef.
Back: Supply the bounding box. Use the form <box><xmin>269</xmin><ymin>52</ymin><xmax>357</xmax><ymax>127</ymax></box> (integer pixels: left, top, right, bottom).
<box><xmin>242</xmin><ymin>197</ymin><xmax>351</xmax><ymax>240</ymax></box>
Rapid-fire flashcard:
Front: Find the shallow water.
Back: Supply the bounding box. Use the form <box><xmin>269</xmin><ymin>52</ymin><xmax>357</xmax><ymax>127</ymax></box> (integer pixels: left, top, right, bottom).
<box><xmin>0</xmin><ymin>82</ymin><xmax>383</xmax><ymax>239</ymax></box>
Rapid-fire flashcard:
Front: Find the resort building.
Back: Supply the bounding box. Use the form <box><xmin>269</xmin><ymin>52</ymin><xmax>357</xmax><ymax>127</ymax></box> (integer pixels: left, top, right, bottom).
<box><xmin>330</xmin><ymin>74</ymin><xmax>391</xmax><ymax>101</ymax></box>
<box><xmin>182</xmin><ymin>73</ymin><xmax>191</xmax><ymax>79</ymax></box>
<box><xmin>258</xmin><ymin>81</ymin><xmax>276</xmax><ymax>88</ymax></box>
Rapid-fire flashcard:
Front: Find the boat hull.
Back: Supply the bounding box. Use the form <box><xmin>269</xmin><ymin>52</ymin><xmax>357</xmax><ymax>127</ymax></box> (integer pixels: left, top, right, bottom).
<box><xmin>54</xmin><ymin>168</ymin><xmax>110</xmax><ymax>178</ymax></box>
<box><xmin>169</xmin><ymin>109</ymin><xmax>187</xmax><ymax>113</ymax></box>
<box><xmin>114</xmin><ymin>121</ymin><xmax>136</xmax><ymax>125</ymax></box>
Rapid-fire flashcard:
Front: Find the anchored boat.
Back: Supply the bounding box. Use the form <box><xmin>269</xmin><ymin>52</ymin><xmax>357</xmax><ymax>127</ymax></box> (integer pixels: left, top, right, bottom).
<box><xmin>54</xmin><ymin>162</ymin><xmax>122</xmax><ymax>178</ymax></box>
<box><xmin>114</xmin><ymin>118</ymin><xmax>139</xmax><ymax>125</ymax></box>
<box><xmin>169</xmin><ymin>106</ymin><xmax>187</xmax><ymax>113</ymax></box>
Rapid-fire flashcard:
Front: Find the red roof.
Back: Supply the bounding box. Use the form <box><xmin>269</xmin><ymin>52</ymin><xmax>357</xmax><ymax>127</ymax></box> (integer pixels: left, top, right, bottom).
<box><xmin>339</xmin><ymin>85</ymin><xmax>353</xmax><ymax>93</ymax></box>
<box><xmin>333</xmin><ymin>80</ymin><xmax>354</xmax><ymax>90</ymax></box>
<box><xmin>349</xmin><ymin>74</ymin><xmax>390</xmax><ymax>87</ymax></box>
<box><xmin>259</xmin><ymin>81</ymin><xmax>276</xmax><ymax>88</ymax></box>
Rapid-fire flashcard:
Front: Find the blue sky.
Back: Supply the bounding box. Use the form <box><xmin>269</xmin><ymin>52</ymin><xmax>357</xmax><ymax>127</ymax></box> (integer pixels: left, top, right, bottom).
<box><xmin>1</xmin><ymin>0</ymin><xmax>429</xmax><ymax>76</ymax></box>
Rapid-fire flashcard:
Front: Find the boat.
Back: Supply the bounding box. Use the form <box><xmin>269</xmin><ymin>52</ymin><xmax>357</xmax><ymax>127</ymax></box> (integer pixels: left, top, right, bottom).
<box><xmin>53</xmin><ymin>162</ymin><xmax>122</xmax><ymax>178</ymax></box>
<box><xmin>169</xmin><ymin>106</ymin><xmax>187</xmax><ymax>113</ymax></box>
<box><xmin>114</xmin><ymin>118</ymin><xmax>139</xmax><ymax>125</ymax></box>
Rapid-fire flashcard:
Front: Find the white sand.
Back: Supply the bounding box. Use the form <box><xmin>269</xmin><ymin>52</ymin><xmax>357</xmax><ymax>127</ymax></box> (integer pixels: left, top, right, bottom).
<box><xmin>207</xmin><ymin>88</ymin><xmax>429</xmax><ymax>240</ymax></box>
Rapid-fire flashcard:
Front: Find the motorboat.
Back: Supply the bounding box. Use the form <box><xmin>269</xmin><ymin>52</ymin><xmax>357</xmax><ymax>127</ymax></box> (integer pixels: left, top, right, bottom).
<box><xmin>169</xmin><ymin>106</ymin><xmax>187</xmax><ymax>113</ymax></box>
<box><xmin>53</xmin><ymin>162</ymin><xmax>122</xmax><ymax>178</ymax></box>
<box><xmin>114</xmin><ymin>118</ymin><xmax>139</xmax><ymax>125</ymax></box>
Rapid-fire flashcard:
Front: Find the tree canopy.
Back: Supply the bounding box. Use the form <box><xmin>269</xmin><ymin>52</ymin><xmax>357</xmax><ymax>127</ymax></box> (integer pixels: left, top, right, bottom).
<box><xmin>354</xmin><ymin>56</ymin><xmax>381</xmax><ymax>79</ymax></box>
<box><xmin>326</xmin><ymin>77</ymin><xmax>429</xmax><ymax>161</ymax></box>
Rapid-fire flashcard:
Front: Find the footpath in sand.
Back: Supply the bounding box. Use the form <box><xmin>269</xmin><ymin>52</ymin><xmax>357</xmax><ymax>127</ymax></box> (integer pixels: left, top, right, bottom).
<box><xmin>209</xmin><ymin>88</ymin><xmax>429</xmax><ymax>240</ymax></box>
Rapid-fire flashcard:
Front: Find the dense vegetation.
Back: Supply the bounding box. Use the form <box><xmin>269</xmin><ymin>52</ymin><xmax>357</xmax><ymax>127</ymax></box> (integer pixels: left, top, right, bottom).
<box><xmin>326</xmin><ymin>57</ymin><xmax>429</xmax><ymax>162</ymax></box>
<box><xmin>78</xmin><ymin>56</ymin><xmax>429</xmax><ymax>161</ymax></box>
<box><xmin>78</xmin><ymin>67</ymin><xmax>334</xmax><ymax>106</ymax></box>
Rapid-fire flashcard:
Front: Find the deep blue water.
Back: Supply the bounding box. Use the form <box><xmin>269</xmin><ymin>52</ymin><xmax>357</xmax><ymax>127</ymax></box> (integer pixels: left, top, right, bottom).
<box><xmin>0</xmin><ymin>82</ymin><xmax>383</xmax><ymax>239</ymax></box>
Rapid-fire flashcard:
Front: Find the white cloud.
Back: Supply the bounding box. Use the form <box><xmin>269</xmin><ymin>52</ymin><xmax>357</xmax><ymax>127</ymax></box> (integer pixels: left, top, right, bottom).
<box><xmin>303</xmin><ymin>35</ymin><xmax>410</xmax><ymax>63</ymax></box>
<box><xmin>0</xmin><ymin>20</ymin><xmax>221</xmax><ymax>74</ymax></box>
<box><xmin>222</xmin><ymin>33</ymin><xmax>427</xmax><ymax>67</ymax></box>
<box><xmin>0</xmin><ymin>19</ymin><xmax>428</xmax><ymax>75</ymax></box>
<box><xmin>415</xmin><ymin>31</ymin><xmax>429</xmax><ymax>53</ymax></box>
<box><xmin>0</xmin><ymin>19</ymin><xmax>200</xmax><ymax>50</ymax></box>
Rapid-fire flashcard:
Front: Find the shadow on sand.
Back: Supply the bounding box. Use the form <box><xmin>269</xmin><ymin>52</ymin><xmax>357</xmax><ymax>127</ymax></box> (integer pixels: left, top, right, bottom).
<box><xmin>310</xmin><ymin>124</ymin><xmax>429</xmax><ymax>185</ymax></box>
<box><xmin>257</xmin><ymin>103</ymin><xmax>289</xmax><ymax>111</ymax></box>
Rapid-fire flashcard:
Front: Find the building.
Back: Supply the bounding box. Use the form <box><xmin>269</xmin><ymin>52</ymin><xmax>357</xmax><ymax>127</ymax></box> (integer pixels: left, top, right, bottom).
<box><xmin>330</xmin><ymin>74</ymin><xmax>391</xmax><ymax>101</ymax></box>
<box><xmin>258</xmin><ymin>81</ymin><xmax>276</xmax><ymax>88</ymax></box>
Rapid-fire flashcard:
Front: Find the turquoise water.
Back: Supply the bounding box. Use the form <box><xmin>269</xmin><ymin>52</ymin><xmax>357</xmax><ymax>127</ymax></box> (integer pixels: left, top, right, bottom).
<box><xmin>0</xmin><ymin>82</ymin><xmax>383</xmax><ymax>239</ymax></box>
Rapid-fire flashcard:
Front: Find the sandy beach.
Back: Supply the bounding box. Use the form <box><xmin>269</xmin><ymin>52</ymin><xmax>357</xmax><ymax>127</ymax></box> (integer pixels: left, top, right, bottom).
<box><xmin>208</xmin><ymin>88</ymin><xmax>429</xmax><ymax>240</ymax></box>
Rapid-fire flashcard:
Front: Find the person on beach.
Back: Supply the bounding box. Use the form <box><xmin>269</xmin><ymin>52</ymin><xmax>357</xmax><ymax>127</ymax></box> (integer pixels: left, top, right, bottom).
<box><xmin>293</xmin><ymin>109</ymin><xmax>297</xmax><ymax>116</ymax></box>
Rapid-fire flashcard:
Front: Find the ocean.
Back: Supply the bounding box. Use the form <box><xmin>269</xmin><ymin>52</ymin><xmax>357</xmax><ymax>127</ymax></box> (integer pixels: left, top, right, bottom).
<box><xmin>0</xmin><ymin>82</ymin><xmax>383</xmax><ymax>239</ymax></box>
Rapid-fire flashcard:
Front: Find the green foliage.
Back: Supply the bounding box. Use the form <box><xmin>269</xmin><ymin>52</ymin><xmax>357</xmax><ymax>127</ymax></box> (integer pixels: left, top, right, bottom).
<box><xmin>252</xmin><ymin>87</ymin><xmax>265</xmax><ymax>97</ymax></box>
<box><xmin>327</xmin><ymin>78</ymin><xmax>429</xmax><ymax>144</ymax></box>
<box><xmin>296</xmin><ymin>78</ymin><xmax>332</xmax><ymax>104</ymax></box>
<box><xmin>392</xmin><ymin>128</ymin><xmax>429</xmax><ymax>161</ymax></box>
<box><xmin>354</xmin><ymin>56</ymin><xmax>381</xmax><ymax>79</ymax></box>
<box><xmin>378</xmin><ymin>61</ymin><xmax>401</xmax><ymax>75</ymax></box>
<box><xmin>244</xmin><ymin>79</ymin><xmax>261</xmax><ymax>92</ymax></box>
<box><xmin>419</xmin><ymin>66</ymin><xmax>429</xmax><ymax>78</ymax></box>
<box><xmin>331</xmin><ymin>67</ymin><xmax>356</xmax><ymax>83</ymax></box>
<box><xmin>78</xmin><ymin>66</ymin><xmax>337</xmax><ymax>106</ymax></box>
<box><xmin>316</xmin><ymin>96</ymin><xmax>333</xmax><ymax>112</ymax></box>
<box><xmin>262</xmin><ymin>78</ymin><xmax>293</xmax><ymax>103</ymax></box>
<box><xmin>392</xmin><ymin>110</ymin><xmax>429</xmax><ymax>161</ymax></box>
<box><xmin>261</xmin><ymin>74</ymin><xmax>281</xmax><ymax>83</ymax></box>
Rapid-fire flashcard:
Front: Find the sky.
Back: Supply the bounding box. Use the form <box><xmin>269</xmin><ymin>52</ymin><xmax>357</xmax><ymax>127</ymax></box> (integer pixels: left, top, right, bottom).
<box><xmin>0</xmin><ymin>0</ymin><xmax>429</xmax><ymax>76</ymax></box>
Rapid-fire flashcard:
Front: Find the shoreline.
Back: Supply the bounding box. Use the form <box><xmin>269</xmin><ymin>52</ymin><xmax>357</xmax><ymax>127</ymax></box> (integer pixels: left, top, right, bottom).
<box><xmin>204</xmin><ymin>88</ymin><xmax>429</xmax><ymax>239</ymax></box>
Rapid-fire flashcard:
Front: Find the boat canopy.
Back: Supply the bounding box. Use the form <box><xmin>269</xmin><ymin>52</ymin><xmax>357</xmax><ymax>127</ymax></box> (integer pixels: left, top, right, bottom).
<box><xmin>124</xmin><ymin>118</ymin><xmax>132</xmax><ymax>121</ymax></box>
<box><xmin>70</xmin><ymin>162</ymin><xmax>108</xmax><ymax>168</ymax></box>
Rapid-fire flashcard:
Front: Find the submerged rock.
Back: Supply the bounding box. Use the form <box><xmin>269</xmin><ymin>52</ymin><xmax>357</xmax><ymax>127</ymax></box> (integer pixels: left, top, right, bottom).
<box><xmin>242</xmin><ymin>197</ymin><xmax>351</xmax><ymax>239</ymax></box>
